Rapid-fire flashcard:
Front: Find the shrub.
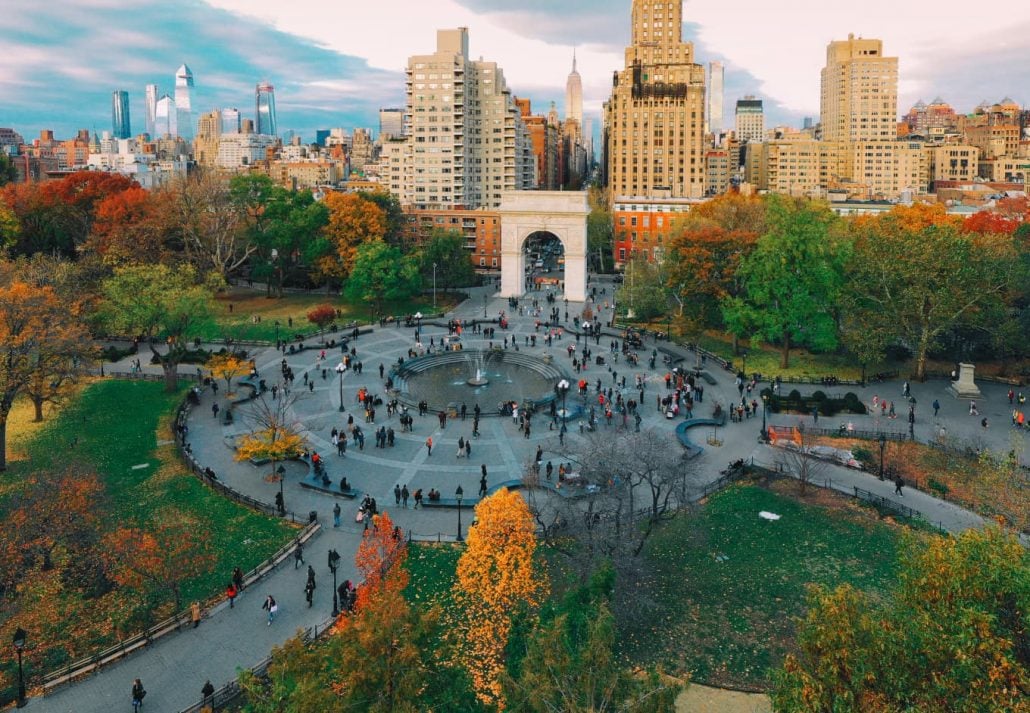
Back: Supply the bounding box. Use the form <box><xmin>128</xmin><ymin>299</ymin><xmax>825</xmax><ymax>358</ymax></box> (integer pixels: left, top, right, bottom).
<box><xmin>811</xmin><ymin>390</ymin><xmax>827</xmax><ymax>401</ymax></box>
<box><xmin>853</xmin><ymin>447</ymin><xmax>873</xmax><ymax>466</ymax></box>
<box><xmin>307</xmin><ymin>304</ymin><xmax>337</xmax><ymax>329</ymax></box>
<box><xmin>819</xmin><ymin>400</ymin><xmax>836</xmax><ymax>416</ymax></box>
<box><xmin>788</xmin><ymin>389</ymin><xmax>802</xmax><ymax>402</ymax></box>
<box><xmin>928</xmin><ymin>478</ymin><xmax>950</xmax><ymax>497</ymax></box>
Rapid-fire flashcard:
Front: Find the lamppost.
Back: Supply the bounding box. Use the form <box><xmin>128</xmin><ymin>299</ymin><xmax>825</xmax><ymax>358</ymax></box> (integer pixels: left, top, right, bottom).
<box><xmin>455</xmin><ymin>485</ymin><xmax>464</xmax><ymax>542</ymax></box>
<box><xmin>483</xmin><ymin>293</ymin><xmax>487</xmax><ymax>318</ymax></box>
<box><xmin>761</xmin><ymin>393</ymin><xmax>769</xmax><ymax>442</ymax></box>
<box><xmin>277</xmin><ymin>465</ymin><xmax>286</xmax><ymax>514</ymax></box>
<box><xmin>433</xmin><ymin>263</ymin><xmax>437</xmax><ymax>310</ymax></box>
<box><xmin>13</xmin><ymin>627</ymin><xmax>26</xmax><ymax>708</ymax></box>
<box><xmin>557</xmin><ymin>379</ymin><xmax>570</xmax><ymax>422</ymax></box>
<box><xmin>741</xmin><ymin>350</ymin><xmax>748</xmax><ymax>380</ymax></box>
<box><xmin>329</xmin><ymin>549</ymin><xmax>341</xmax><ymax>617</ymax></box>
<box><xmin>335</xmin><ymin>362</ymin><xmax>346</xmax><ymax>412</ymax></box>
<box><xmin>878</xmin><ymin>433</ymin><xmax>887</xmax><ymax>481</ymax></box>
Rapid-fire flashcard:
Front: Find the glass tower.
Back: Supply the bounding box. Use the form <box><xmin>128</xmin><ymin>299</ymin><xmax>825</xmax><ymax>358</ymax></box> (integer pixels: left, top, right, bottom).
<box><xmin>144</xmin><ymin>84</ymin><xmax>158</xmax><ymax>137</ymax></box>
<box><xmin>175</xmin><ymin>64</ymin><xmax>194</xmax><ymax>139</ymax></box>
<box><xmin>155</xmin><ymin>95</ymin><xmax>177</xmax><ymax>137</ymax></box>
<box><xmin>256</xmin><ymin>81</ymin><xmax>277</xmax><ymax>137</ymax></box>
<box><xmin>111</xmin><ymin>90</ymin><xmax>131</xmax><ymax>139</ymax></box>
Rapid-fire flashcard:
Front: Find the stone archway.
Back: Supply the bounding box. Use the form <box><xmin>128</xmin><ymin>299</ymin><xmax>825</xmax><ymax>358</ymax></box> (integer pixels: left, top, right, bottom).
<box><xmin>498</xmin><ymin>191</ymin><xmax>589</xmax><ymax>302</ymax></box>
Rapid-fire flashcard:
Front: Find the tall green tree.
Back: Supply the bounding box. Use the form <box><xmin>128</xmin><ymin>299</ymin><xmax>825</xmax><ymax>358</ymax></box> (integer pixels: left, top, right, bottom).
<box><xmin>358</xmin><ymin>191</ymin><xmax>408</xmax><ymax>248</ymax></box>
<box><xmin>616</xmin><ymin>255</ymin><xmax>668</xmax><ymax>321</ymax></box>
<box><xmin>0</xmin><ymin>153</ymin><xmax>17</xmax><ymax>187</ymax></box>
<box><xmin>721</xmin><ymin>197</ymin><xmax>848</xmax><ymax>368</ymax></box>
<box><xmin>843</xmin><ymin>216</ymin><xmax>1018</xmax><ymax>380</ymax></box>
<box><xmin>774</xmin><ymin>527</ymin><xmax>1029</xmax><ymax>713</ymax></box>
<box><xmin>100</xmin><ymin>264</ymin><xmax>214</xmax><ymax>391</ymax></box>
<box><xmin>344</xmin><ymin>241</ymin><xmax>420</xmax><ymax>317</ymax></box>
<box><xmin>420</xmin><ymin>229</ymin><xmax>476</xmax><ymax>290</ymax></box>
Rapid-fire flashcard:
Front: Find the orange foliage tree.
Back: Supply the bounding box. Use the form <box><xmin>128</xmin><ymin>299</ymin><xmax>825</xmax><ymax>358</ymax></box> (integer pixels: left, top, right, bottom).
<box><xmin>453</xmin><ymin>488</ymin><xmax>547</xmax><ymax>709</ymax></box>
<box><xmin>352</xmin><ymin>510</ymin><xmax>407</xmax><ymax>610</ymax></box>
<box><xmin>961</xmin><ymin>210</ymin><xmax>1022</xmax><ymax>236</ymax></box>
<box><xmin>321</xmin><ymin>193</ymin><xmax>386</xmax><ymax>280</ymax></box>
<box><xmin>0</xmin><ymin>280</ymin><xmax>92</xmax><ymax>469</ymax></box>
<box><xmin>234</xmin><ymin>393</ymin><xmax>308</xmax><ymax>481</ymax></box>
<box><xmin>207</xmin><ymin>352</ymin><xmax>251</xmax><ymax>395</ymax></box>
<box><xmin>103</xmin><ymin>519</ymin><xmax>216</xmax><ymax>612</ymax></box>
<box><xmin>87</xmin><ymin>186</ymin><xmax>174</xmax><ymax>265</ymax></box>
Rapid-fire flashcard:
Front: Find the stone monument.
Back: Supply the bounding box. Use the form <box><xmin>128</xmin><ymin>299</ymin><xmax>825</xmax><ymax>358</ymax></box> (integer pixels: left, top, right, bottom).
<box><xmin>947</xmin><ymin>362</ymin><xmax>982</xmax><ymax>399</ymax></box>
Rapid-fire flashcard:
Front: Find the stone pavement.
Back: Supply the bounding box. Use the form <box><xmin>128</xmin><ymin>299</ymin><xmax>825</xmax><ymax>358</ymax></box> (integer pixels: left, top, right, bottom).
<box><xmin>33</xmin><ymin>278</ymin><xmax>1009</xmax><ymax>712</ymax></box>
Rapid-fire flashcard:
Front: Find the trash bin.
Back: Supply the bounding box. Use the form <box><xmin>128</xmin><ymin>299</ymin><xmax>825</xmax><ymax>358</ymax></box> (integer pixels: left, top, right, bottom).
<box><xmin>308</xmin><ymin>510</ymin><xmax>318</xmax><ymax>523</ymax></box>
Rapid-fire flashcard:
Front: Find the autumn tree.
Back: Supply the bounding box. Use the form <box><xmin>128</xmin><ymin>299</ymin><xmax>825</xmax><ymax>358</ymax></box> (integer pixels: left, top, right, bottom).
<box><xmin>321</xmin><ymin>193</ymin><xmax>387</xmax><ymax>280</ymax></box>
<box><xmin>104</xmin><ymin>518</ymin><xmax>216</xmax><ymax>611</ymax></box>
<box><xmin>358</xmin><ymin>191</ymin><xmax>408</xmax><ymax>249</ymax></box>
<box><xmin>774</xmin><ymin>527</ymin><xmax>1029</xmax><ymax>712</ymax></box>
<box><xmin>167</xmin><ymin>172</ymin><xmax>250</xmax><ymax>280</ymax></box>
<box><xmin>0</xmin><ymin>201</ymin><xmax>19</xmax><ymax>253</ymax></box>
<box><xmin>504</xmin><ymin>566</ymin><xmax>681</xmax><ymax>713</ymax></box>
<box><xmin>234</xmin><ymin>393</ymin><xmax>308</xmax><ymax>483</ymax></box>
<box><xmin>1</xmin><ymin>181</ymin><xmax>84</xmax><ymax>257</ymax></box>
<box><xmin>843</xmin><ymin>214</ymin><xmax>1018</xmax><ymax>380</ymax></box>
<box><xmin>99</xmin><ymin>264</ymin><xmax>214</xmax><ymax>391</ymax></box>
<box><xmin>686</xmin><ymin>190</ymin><xmax>768</xmax><ymax>235</ymax></box>
<box><xmin>454</xmin><ymin>488</ymin><xmax>547</xmax><ymax>709</ymax></box>
<box><xmin>344</xmin><ymin>241</ymin><xmax>420</xmax><ymax>317</ymax></box>
<box><xmin>207</xmin><ymin>352</ymin><xmax>251</xmax><ymax>395</ymax></box>
<box><xmin>722</xmin><ymin>196</ymin><xmax>848</xmax><ymax>368</ymax></box>
<box><xmin>0</xmin><ymin>279</ymin><xmax>93</xmax><ymax>469</ymax></box>
<box><xmin>615</xmin><ymin>254</ymin><xmax>668</xmax><ymax>321</ymax></box>
<box><xmin>306</xmin><ymin>304</ymin><xmax>337</xmax><ymax>330</ymax></box>
<box><xmin>86</xmin><ymin>186</ymin><xmax>174</xmax><ymax>265</ymax></box>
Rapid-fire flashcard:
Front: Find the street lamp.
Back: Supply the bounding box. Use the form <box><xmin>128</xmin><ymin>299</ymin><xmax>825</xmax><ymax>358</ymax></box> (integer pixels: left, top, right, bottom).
<box><xmin>741</xmin><ymin>350</ymin><xmax>748</xmax><ymax>380</ymax></box>
<box><xmin>483</xmin><ymin>293</ymin><xmax>487</xmax><ymax>318</ymax></box>
<box><xmin>761</xmin><ymin>393</ymin><xmax>769</xmax><ymax>442</ymax></box>
<box><xmin>433</xmin><ymin>263</ymin><xmax>437</xmax><ymax>311</ymax></box>
<box><xmin>13</xmin><ymin>627</ymin><xmax>26</xmax><ymax>708</ymax></box>
<box><xmin>557</xmin><ymin>379</ymin><xmax>570</xmax><ymax>422</ymax></box>
<box><xmin>277</xmin><ymin>465</ymin><xmax>286</xmax><ymax>514</ymax></box>
<box><xmin>878</xmin><ymin>433</ymin><xmax>887</xmax><ymax>481</ymax></box>
<box><xmin>329</xmin><ymin>549</ymin><xmax>341</xmax><ymax>617</ymax></box>
<box><xmin>455</xmin><ymin>485</ymin><xmax>464</xmax><ymax>542</ymax></box>
<box><xmin>335</xmin><ymin>362</ymin><xmax>347</xmax><ymax>412</ymax></box>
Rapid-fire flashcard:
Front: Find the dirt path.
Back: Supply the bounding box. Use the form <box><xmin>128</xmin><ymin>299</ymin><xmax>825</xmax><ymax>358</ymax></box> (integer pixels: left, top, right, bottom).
<box><xmin>677</xmin><ymin>684</ymin><xmax>772</xmax><ymax>713</ymax></box>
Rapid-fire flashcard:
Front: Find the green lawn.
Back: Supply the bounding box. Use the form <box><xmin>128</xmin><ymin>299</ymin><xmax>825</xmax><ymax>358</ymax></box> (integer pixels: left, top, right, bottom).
<box><xmin>1</xmin><ymin>380</ymin><xmax>293</xmax><ymax>679</ymax></box>
<box><xmin>405</xmin><ymin>542</ymin><xmax>462</xmax><ymax>610</ymax></box>
<box><xmin>623</xmin><ymin>484</ymin><xmax>903</xmax><ymax>690</ymax></box>
<box><xmin>195</xmin><ymin>288</ymin><xmax>463</xmax><ymax>343</ymax></box>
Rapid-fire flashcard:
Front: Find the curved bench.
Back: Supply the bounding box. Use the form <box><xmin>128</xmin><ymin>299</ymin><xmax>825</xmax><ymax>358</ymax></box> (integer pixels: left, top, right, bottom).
<box><xmin>675</xmin><ymin>415</ymin><xmax>727</xmax><ymax>459</ymax></box>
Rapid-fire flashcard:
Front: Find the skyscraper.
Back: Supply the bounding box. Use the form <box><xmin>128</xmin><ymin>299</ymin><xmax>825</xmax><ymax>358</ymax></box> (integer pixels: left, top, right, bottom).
<box><xmin>174</xmin><ymin>64</ymin><xmax>194</xmax><ymax>140</ymax></box>
<box><xmin>111</xmin><ymin>90</ymin><xmax>131</xmax><ymax>139</ymax></box>
<box><xmin>708</xmin><ymin>61</ymin><xmax>724</xmax><ymax>135</ymax></box>
<box><xmin>221</xmin><ymin>108</ymin><xmax>241</xmax><ymax>134</ymax></box>
<box><xmin>565</xmin><ymin>50</ymin><xmax>583</xmax><ymax>126</ymax></box>
<box><xmin>735</xmin><ymin>96</ymin><xmax>765</xmax><ymax>143</ymax></box>
<box><xmin>256</xmin><ymin>81</ymin><xmax>277</xmax><ymax>137</ymax></box>
<box><xmin>155</xmin><ymin>95</ymin><xmax>176</xmax><ymax>137</ymax></box>
<box><xmin>145</xmin><ymin>84</ymin><xmax>158</xmax><ymax>137</ymax></box>
<box><xmin>605</xmin><ymin>0</ymin><xmax>707</xmax><ymax>199</ymax></box>
<box><xmin>379</xmin><ymin>108</ymin><xmax>404</xmax><ymax>139</ymax></box>
<box><xmin>820</xmin><ymin>34</ymin><xmax>898</xmax><ymax>143</ymax></box>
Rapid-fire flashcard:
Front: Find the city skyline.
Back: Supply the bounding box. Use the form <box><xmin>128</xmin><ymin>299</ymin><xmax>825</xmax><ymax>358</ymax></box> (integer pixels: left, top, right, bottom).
<box><xmin>2</xmin><ymin>0</ymin><xmax>1029</xmax><ymax>142</ymax></box>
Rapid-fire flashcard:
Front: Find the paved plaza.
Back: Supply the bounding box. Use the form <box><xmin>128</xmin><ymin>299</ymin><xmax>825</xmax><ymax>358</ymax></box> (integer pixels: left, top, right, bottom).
<box><xmin>28</xmin><ymin>279</ymin><xmax>1026</xmax><ymax>713</ymax></box>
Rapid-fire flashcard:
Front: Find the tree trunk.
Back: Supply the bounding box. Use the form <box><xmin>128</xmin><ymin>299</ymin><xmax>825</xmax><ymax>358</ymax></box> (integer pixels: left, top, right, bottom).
<box><xmin>916</xmin><ymin>330</ymin><xmax>930</xmax><ymax>382</ymax></box>
<box><xmin>32</xmin><ymin>395</ymin><xmax>44</xmax><ymax>422</ymax></box>
<box><xmin>781</xmin><ymin>331</ymin><xmax>791</xmax><ymax>369</ymax></box>
<box><xmin>0</xmin><ymin>415</ymin><xmax>7</xmax><ymax>472</ymax></box>
<box><xmin>162</xmin><ymin>360</ymin><xmax>179</xmax><ymax>392</ymax></box>
<box><xmin>732</xmin><ymin>333</ymin><xmax>739</xmax><ymax>355</ymax></box>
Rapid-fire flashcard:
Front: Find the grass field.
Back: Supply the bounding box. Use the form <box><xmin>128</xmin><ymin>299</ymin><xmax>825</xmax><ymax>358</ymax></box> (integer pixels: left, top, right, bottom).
<box><xmin>196</xmin><ymin>288</ymin><xmax>463</xmax><ymax>343</ymax></box>
<box><xmin>0</xmin><ymin>380</ymin><xmax>293</xmax><ymax>683</ymax></box>
<box><xmin>623</xmin><ymin>483</ymin><xmax>904</xmax><ymax>690</ymax></box>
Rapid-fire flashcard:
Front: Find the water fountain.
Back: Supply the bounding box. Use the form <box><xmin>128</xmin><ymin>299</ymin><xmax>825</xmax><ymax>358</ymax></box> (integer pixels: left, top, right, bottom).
<box><xmin>466</xmin><ymin>352</ymin><xmax>490</xmax><ymax>386</ymax></box>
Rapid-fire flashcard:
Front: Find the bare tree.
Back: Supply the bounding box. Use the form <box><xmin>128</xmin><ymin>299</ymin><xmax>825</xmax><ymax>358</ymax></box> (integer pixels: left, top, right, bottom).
<box><xmin>773</xmin><ymin>425</ymin><xmax>828</xmax><ymax>495</ymax></box>
<box><xmin>165</xmin><ymin>172</ymin><xmax>251</xmax><ymax>280</ymax></box>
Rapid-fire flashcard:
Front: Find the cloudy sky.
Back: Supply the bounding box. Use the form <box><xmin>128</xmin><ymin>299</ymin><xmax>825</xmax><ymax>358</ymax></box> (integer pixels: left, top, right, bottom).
<box><xmin>3</xmin><ymin>0</ymin><xmax>1028</xmax><ymax>142</ymax></box>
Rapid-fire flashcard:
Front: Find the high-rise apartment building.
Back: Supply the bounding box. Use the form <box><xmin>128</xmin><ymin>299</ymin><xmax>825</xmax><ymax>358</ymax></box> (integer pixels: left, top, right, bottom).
<box><xmin>221</xmin><ymin>108</ymin><xmax>241</xmax><ymax>134</ymax></box>
<box><xmin>174</xmin><ymin>64</ymin><xmax>194</xmax><ymax>140</ymax></box>
<box><xmin>256</xmin><ymin>81</ymin><xmax>277</xmax><ymax>137</ymax></box>
<box><xmin>735</xmin><ymin>96</ymin><xmax>764</xmax><ymax>143</ymax></box>
<box><xmin>111</xmin><ymin>90</ymin><xmax>131</xmax><ymax>139</ymax></box>
<box><xmin>605</xmin><ymin>0</ymin><xmax>707</xmax><ymax>201</ymax></box>
<box><xmin>820</xmin><ymin>35</ymin><xmax>897</xmax><ymax>143</ymax></box>
<box><xmin>194</xmin><ymin>110</ymin><xmax>221</xmax><ymax>166</ymax></box>
<box><xmin>144</xmin><ymin>84</ymin><xmax>158</xmax><ymax>137</ymax></box>
<box><xmin>379</xmin><ymin>108</ymin><xmax>405</xmax><ymax>139</ymax></box>
<box><xmin>350</xmin><ymin>128</ymin><xmax>374</xmax><ymax>172</ymax></box>
<box><xmin>154</xmin><ymin>95</ymin><xmax>177</xmax><ymax>137</ymax></box>
<box><xmin>565</xmin><ymin>50</ymin><xmax>583</xmax><ymax>126</ymax></box>
<box><xmin>398</xmin><ymin>27</ymin><xmax>532</xmax><ymax>210</ymax></box>
<box><xmin>707</xmin><ymin>61</ymin><xmax>724</xmax><ymax>135</ymax></box>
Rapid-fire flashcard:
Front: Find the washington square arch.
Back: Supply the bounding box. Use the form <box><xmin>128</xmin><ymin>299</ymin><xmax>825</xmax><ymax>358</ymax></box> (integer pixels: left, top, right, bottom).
<box><xmin>498</xmin><ymin>191</ymin><xmax>589</xmax><ymax>303</ymax></box>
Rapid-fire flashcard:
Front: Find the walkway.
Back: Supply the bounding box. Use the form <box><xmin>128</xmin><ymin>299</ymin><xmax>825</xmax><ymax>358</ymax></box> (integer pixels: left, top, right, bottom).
<box><xmin>27</xmin><ymin>279</ymin><xmax>1009</xmax><ymax>712</ymax></box>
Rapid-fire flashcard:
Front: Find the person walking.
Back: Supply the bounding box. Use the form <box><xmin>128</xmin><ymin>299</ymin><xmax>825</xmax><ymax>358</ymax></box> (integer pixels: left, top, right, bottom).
<box><xmin>201</xmin><ymin>680</ymin><xmax>215</xmax><ymax>707</ymax></box>
<box><xmin>394</xmin><ymin>483</ymin><xmax>402</xmax><ymax>506</ymax></box>
<box><xmin>226</xmin><ymin>582</ymin><xmax>238</xmax><ymax>609</ymax></box>
<box><xmin>304</xmin><ymin>579</ymin><xmax>316</xmax><ymax>607</ymax></box>
<box><xmin>191</xmin><ymin>601</ymin><xmax>201</xmax><ymax>628</ymax></box>
<box><xmin>307</xmin><ymin>565</ymin><xmax>316</xmax><ymax>588</ymax></box>
<box><xmin>894</xmin><ymin>475</ymin><xmax>904</xmax><ymax>496</ymax></box>
<box><xmin>457</xmin><ymin>436</ymin><xmax>465</xmax><ymax>458</ymax></box>
<box><xmin>932</xmin><ymin>399</ymin><xmax>940</xmax><ymax>418</ymax></box>
<box><xmin>262</xmin><ymin>594</ymin><xmax>278</xmax><ymax>625</ymax></box>
<box><xmin>294</xmin><ymin>542</ymin><xmax>304</xmax><ymax>569</ymax></box>
<box><xmin>232</xmin><ymin>566</ymin><xmax>244</xmax><ymax>593</ymax></box>
<box><xmin>465</xmin><ymin>439</ymin><xmax>471</xmax><ymax>458</ymax></box>
<box><xmin>401</xmin><ymin>484</ymin><xmax>410</xmax><ymax>508</ymax></box>
<box><xmin>333</xmin><ymin>502</ymin><xmax>341</xmax><ymax>528</ymax></box>
<box><xmin>425</xmin><ymin>436</ymin><xmax>433</xmax><ymax>456</ymax></box>
<box><xmin>212</xmin><ymin>403</ymin><xmax>219</xmax><ymax>419</ymax></box>
<box><xmin>131</xmin><ymin>678</ymin><xmax>146</xmax><ymax>711</ymax></box>
<box><xmin>479</xmin><ymin>472</ymin><xmax>487</xmax><ymax>497</ymax></box>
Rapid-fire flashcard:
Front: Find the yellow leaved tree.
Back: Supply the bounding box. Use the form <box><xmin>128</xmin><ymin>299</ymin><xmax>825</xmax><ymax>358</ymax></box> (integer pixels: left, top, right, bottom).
<box><xmin>453</xmin><ymin>488</ymin><xmax>547</xmax><ymax>709</ymax></box>
<box><xmin>234</xmin><ymin>394</ymin><xmax>307</xmax><ymax>483</ymax></box>
<box><xmin>207</xmin><ymin>352</ymin><xmax>251</xmax><ymax>395</ymax></box>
